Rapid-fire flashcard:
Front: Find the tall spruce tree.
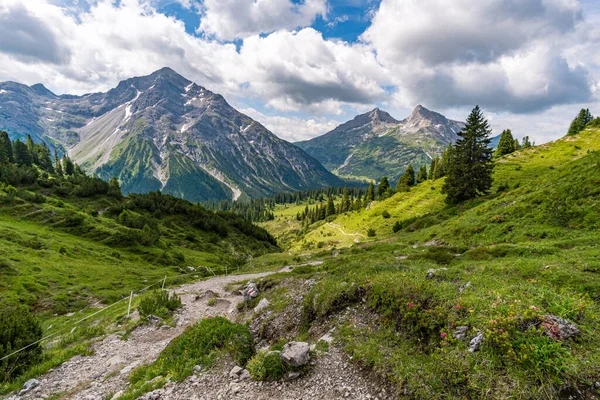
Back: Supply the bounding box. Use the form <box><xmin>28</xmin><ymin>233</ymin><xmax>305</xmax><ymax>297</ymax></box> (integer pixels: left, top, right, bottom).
<box><xmin>429</xmin><ymin>158</ymin><xmax>437</xmax><ymax>180</ymax></box>
<box><xmin>442</xmin><ymin>106</ymin><xmax>494</xmax><ymax>204</ymax></box>
<box><xmin>416</xmin><ymin>165</ymin><xmax>428</xmax><ymax>183</ymax></box>
<box><xmin>495</xmin><ymin>129</ymin><xmax>516</xmax><ymax>157</ymax></box>
<box><xmin>366</xmin><ymin>181</ymin><xmax>375</xmax><ymax>202</ymax></box>
<box><xmin>0</xmin><ymin>131</ymin><xmax>13</xmax><ymax>164</ymax></box>
<box><xmin>326</xmin><ymin>196</ymin><xmax>336</xmax><ymax>216</ymax></box>
<box><xmin>377</xmin><ymin>177</ymin><xmax>390</xmax><ymax>198</ymax></box>
<box><xmin>396</xmin><ymin>164</ymin><xmax>415</xmax><ymax>190</ymax></box>
<box><xmin>341</xmin><ymin>187</ymin><xmax>351</xmax><ymax>213</ymax></box>
<box><xmin>63</xmin><ymin>155</ymin><xmax>75</xmax><ymax>176</ymax></box>
<box><xmin>13</xmin><ymin>139</ymin><xmax>32</xmax><ymax>166</ymax></box>
<box><xmin>567</xmin><ymin>108</ymin><xmax>594</xmax><ymax>136</ymax></box>
<box><xmin>521</xmin><ymin>136</ymin><xmax>533</xmax><ymax>148</ymax></box>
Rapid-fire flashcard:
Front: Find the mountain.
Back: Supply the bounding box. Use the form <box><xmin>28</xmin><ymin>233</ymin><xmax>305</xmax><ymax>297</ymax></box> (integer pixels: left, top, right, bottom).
<box><xmin>296</xmin><ymin>105</ymin><xmax>465</xmax><ymax>182</ymax></box>
<box><xmin>0</xmin><ymin>68</ymin><xmax>344</xmax><ymax>202</ymax></box>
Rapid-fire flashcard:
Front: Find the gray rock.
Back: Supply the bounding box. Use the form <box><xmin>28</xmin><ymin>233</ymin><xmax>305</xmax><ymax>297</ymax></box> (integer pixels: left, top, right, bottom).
<box><xmin>459</xmin><ymin>281</ymin><xmax>473</xmax><ymax>293</ymax></box>
<box><xmin>468</xmin><ymin>331</ymin><xmax>484</xmax><ymax>353</ymax></box>
<box><xmin>19</xmin><ymin>379</ymin><xmax>40</xmax><ymax>395</ymax></box>
<box><xmin>280</xmin><ymin>341</ymin><xmax>310</xmax><ymax>367</ymax></box>
<box><xmin>426</xmin><ymin>268</ymin><xmax>448</xmax><ymax>279</ymax></box>
<box><xmin>542</xmin><ymin>315</ymin><xmax>580</xmax><ymax>340</ymax></box>
<box><xmin>193</xmin><ymin>365</ymin><xmax>203</xmax><ymax>373</ymax></box>
<box><xmin>239</xmin><ymin>369</ymin><xmax>251</xmax><ymax>380</ymax></box>
<box><xmin>254</xmin><ymin>298</ymin><xmax>270</xmax><ymax>313</ymax></box>
<box><xmin>229</xmin><ymin>366</ymin><xmax>243</xmax><ymax>378</ymax></box>
<box><xmin>286</xmin><ymin>372</ymin><xmax>301</xmax><ymax>380</ymax></box>
<box><xmin>147</xmin><ymin>315</ymin><xmax>163</xmax><ymax>324</ymax></box>
<box><xmin>452</xmin><ymin>326</ymin><xmax>469</xmax><ymax>340</ymax></box>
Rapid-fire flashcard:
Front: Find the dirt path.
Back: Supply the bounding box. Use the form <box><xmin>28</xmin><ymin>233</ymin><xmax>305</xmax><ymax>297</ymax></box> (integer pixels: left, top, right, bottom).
<box><xmin>17</xmin><ymin>270</ymin><xmax>281</xmax><ymax>400</ymax></box>
<box><xmin>15</xmin><ymin>267</ymin><xmax>387</xmax><ymax>400</ymax></box>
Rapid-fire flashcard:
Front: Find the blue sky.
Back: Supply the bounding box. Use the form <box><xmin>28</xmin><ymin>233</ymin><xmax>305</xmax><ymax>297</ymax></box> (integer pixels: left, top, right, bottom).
<box><xmin>1</xmin><ymin>0</ymin><xmax>599</xmax><ymax>143</ymax></box>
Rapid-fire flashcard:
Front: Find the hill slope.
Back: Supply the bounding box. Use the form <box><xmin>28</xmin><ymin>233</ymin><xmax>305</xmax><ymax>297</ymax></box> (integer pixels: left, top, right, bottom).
<box><xmin>0</xmin><ymin>68</ymin><xmax>344</xmax><ymax>202</ymax></box>
<box><xmin>296</xmin><ymin>105</ymin><xmax>464</xmax><ymax>181</ymax></box>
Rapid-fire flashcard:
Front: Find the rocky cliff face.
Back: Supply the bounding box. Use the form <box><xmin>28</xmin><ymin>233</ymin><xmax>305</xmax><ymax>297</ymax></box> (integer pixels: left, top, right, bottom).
<box><xmin>296</xmin><ymin>105</ymin><xmax>465</xmax><ymax>182</ymax></box>
<box><xmin>0</xmin><ymin>68</ymin><xmax>343</xmax><ymax>201</ymax></box>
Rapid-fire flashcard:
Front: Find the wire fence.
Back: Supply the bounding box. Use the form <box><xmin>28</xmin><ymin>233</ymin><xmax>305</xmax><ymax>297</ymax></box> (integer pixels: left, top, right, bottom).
<box><xmin>0</xmin><ymin>264</ymin><xmax>238</xmax><ymax>363</ymax></box>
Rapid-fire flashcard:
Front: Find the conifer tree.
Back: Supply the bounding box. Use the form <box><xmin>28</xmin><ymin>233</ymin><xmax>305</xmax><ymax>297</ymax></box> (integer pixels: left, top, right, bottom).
<box><xmin>0</xmin><ymin>131</ymin><xmax>12</xmax><ymax>164</ymax></box>
<box><xmin>377</xmin><ymin>177</ymin><xmax>390</xmax><ymax>198</ymax></box>
<box><xmin>568</xmin><ymin>108</ymin><xmax>594</xmax><ymax>136</ymax></box>
<box><xmin>13</xmin><ymin>139</ymin><xmax>32</xmax><ymax>166</ymax></box>
<box><xmin>36</xmin><ymin>142</ymin><xmax>54</xmax><ymax>172</ymax></box>
<box><xmin>495</xmin><ymin>129</ymin><xmax>516</xmax><ymax>157</ymax></box>
<box><xmin>442</xmin><ymin>106</ymin><xmax>494</xmax><ymax>204</ymax></box>
<box><xmin>26</xmin><ymin>135</ymin><xmax>39</xmax><ymax>165</ymax></box>
<box><xmin>416</xmin><ymin>165</ymin><xmax>428</xmax><ymax>183</ymax></box>
<box><xmin>366</xmin><ymin>181</ymin><xmax>375</xmax><ymax>202</ymax></box>
<box><xmin>341</xmin><ymin>187</ymin><xmax>351</xmax><ymax>213</ymax></box>
<box><xmin>429</xmin><ymin>158</ymin><xmax>437</xmax><ymax>180</ymax></box>
<box><xmin>521</xmin><ymin>136</ymin><xmax>533</xmax><ymax>148</ymax></box>
<box><xmin>326</xmin><ymin>196</ymin><xmax>336</xmax><ymax>216</ymax></box>
<box><xmin>396</xmin><ymin>164</ymin><xmax>415</xmax><ymax>191</ymax></box>
<box><xmin>63</xmin><ymin>154</ymin><xmax>75</xmax><ymax>175</ymax></box>
<box><xmin>514</xmin><ymin>138</ymin><xmax>520</xmax><ymax>150</ymax></box>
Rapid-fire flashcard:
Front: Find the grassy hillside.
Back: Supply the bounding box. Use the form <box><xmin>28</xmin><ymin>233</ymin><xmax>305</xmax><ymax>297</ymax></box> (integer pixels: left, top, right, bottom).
<box><xmin>248</xmin><ymin>128</ymin><xmax>600</xmax><ymax>398</ymax></box>
<box><xmin>281</xmin><ymin>128</ymin><xmax>600</xmax><ymax>251</ymax></box>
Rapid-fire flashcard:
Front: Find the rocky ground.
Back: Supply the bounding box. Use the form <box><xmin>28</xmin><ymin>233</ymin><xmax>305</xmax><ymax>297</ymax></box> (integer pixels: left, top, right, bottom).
<box><xmin>8</xmin><ymin>267</ymin><xmax>390</xmax><ymax>400</ymax></box>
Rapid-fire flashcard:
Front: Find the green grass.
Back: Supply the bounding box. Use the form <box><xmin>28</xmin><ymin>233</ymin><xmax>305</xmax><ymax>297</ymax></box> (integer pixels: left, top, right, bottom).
<box><xmin>120</xmin><ymin>317</ymin><xmax>255</xmax><ymax>399</ymax></box>
<box><xmin>249</xmin><ymin>128</ymin><xmax>600</xmax><ymax>398</ymax></box>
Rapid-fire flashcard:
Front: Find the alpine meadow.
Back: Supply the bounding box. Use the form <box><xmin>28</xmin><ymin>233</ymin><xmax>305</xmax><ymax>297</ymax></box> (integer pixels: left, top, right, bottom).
<box><xmin>1</xmin><ymin>1</ymin><xmax>600</xmax><ymax>399</ymax></box>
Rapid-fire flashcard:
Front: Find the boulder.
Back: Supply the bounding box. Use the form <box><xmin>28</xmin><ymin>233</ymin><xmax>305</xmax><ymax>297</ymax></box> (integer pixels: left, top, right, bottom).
<box><xmin>452</xmin><ymin>326</ymin><xmax>469</xmax><ymax>341</ymax></box>
<box><xmin>19</xmin><ymin>379</ymin><xmax>40</xmax><ymax>395</ymax></box>
<box><xmin>239</xmin><ymin>369</ymin><xmax>251</xmax><ymax>380</ymax></box>
<box><xmin>229</xmin><ymin>366</ymin><xmax>243</xmax><ymax>378</ymax></box>
<box><xmin>280</xmin><ymin>341</ymin><xmax>310</xmax><ymax>367</ymax></box>
<box><xmin>254</xmin><ymin>298</ymin><xmax>270</xmax><ymax>313</ymax></box>
<box><xmin>542</xmin><ymin>315</ymin><xmax>580</xmax><ymax>340</ymax></box>
<box><xmin>468</xmin><ymin>331</ymin><xmax>484</xmax><ymax>353</ymax></box>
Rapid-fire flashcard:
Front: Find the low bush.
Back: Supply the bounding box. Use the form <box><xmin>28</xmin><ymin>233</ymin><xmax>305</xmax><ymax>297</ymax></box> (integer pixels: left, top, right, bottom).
<box><xmin>246</xmin><ymin>350</ymin><xmax>287</xmax><ymax>381</ymax></box>
<box><xmin>129</xmin><ymin>317</ymin><xmax>254</xmax><ymax>387</ymax></box>
<box><xmin>0</xmin><ymin>304</ymin><xmax>43</xmax><ymax>383</ymax></box>
<box><xmin>138</xmin><ymin>290</ymin><xmax>182</xmax><ymax>320</ymax></box>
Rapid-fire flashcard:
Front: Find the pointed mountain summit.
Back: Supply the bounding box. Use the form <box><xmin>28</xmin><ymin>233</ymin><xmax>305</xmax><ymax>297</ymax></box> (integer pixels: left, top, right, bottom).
<box><xmin>296</xmin><ymin>105</ymin><xmax>465</xmax><ymax>182</ymax></box>
<box><xmin>0</xmin><ymin>68</ymin><xmax>344</xmax><ymax>201</ymax></box>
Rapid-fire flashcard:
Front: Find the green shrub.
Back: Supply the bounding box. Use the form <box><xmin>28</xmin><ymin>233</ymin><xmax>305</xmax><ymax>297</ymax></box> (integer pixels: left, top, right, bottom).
<box><xmin>367</xmin><ymin>228</ymin><xmax>376</xmax><ymax>237</ymax></box>
<box><xmin>381</xmin><ymin>210</ymin><xmax>391</xmax><ymax>219</ymax></box>
<box><xmin>392</xmin><ymin>221</ymin><xmax>401</xmax><ymax>233</ymax></box>
<box><xmin>246</xmin><ymin>350</ymin><xmax>287</xmax><ymax>381</ymax></box>
<box><xmin>0</xmin><ymin>304</ymin><xmax>43</xmax><ymax>383</ymax></box>
<box><xmin>138</xmin><ymin>290</ymin><xmax>182</xmax><ymax>320</ymax></box>
<box><xmin>129</xmin><ymin>317</ymin><xmax>254</xmax><ymax>386</ymax></box>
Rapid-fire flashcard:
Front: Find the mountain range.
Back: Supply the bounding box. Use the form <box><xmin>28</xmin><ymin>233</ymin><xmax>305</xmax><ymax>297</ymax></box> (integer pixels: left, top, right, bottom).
<box><xmin>0</xmin><ymin>68</ymin><xmax>467</xmax><ymax>200</ymax></box>
<box><xmin>0</xmin><ymin>68</ymin><xmax>343</xmax><ymax>202</ymax></box>
<box><xmin>296</xmin><ymin>105</ymin><xmax>465</xmax><ymax>182</ymax></box>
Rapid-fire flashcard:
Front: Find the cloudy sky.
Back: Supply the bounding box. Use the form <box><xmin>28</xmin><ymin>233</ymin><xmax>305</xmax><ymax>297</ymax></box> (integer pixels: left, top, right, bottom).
<box><xmin>1</xmin><ymin>0</ymin><xmax>599</xmax><ymax>143</ymax></box>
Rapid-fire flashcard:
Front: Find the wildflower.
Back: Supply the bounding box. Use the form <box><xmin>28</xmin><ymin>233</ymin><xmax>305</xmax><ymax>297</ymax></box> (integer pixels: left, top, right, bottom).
<box><xmin>578</xmin><ymin>303</ymin><xmax>583</xmax><ymax>307</ymax></box>
<box><xmin>456</xmin><ymin>305</ymin><xmax>462</xmax><ymax>310</ymax></box>
<box><xmin>469</xmin><ymin>309</ymin><xmax>474</xmax><ymax>313</ymax></box>
<box><xmin>499</xmin><ymin>329</ymin><xmax>504</xmax><ymax>333</ymax></box>
<box><xmin>441</xmin><ymin>332</ymin><xmax>447</xmax><ymax>339</ymax></box>
<box><xmin>408</xmin><ymin>303</ymin><xmax>414</xmax><ymax>308</ymax></box>
<box><xmin>530</xmin><ymin>305</ymin><xmax>538</xmax><ymax>311</ymax></box>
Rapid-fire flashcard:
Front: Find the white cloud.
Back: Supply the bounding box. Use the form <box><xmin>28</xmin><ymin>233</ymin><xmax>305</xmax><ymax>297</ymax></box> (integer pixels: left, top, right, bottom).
<box><xmin>240</xmin><ymin>107</ymin><xmax>340</xmax><ymax>142</ymax></box>
<box><xmin>198</xmin><ymin>0</ymin><xmax>327</xmax><ymax>41</ymax></box>
<box><xmin>364</xmin><ymin>0</ymin><xmax>594</xmax><ymax>113</ymax></box>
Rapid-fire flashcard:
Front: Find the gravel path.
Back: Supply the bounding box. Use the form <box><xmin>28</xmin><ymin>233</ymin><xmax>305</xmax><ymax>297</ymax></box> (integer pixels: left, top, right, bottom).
<box><xmin>13</xmin><ymin>267</ymin><xmax>389</xmax><ymax>400</ymax></box>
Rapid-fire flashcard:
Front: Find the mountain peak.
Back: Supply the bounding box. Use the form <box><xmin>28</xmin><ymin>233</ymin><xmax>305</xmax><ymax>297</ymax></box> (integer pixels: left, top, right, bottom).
<box><xmin>30</xmin><ymin>83</ymin><xmax>56</xmax><ymax>97</ymax></box>
<box><xmin>366</xmin><ymin>107</ymin><xmax>399</xmax><ymax>124</ymax></box>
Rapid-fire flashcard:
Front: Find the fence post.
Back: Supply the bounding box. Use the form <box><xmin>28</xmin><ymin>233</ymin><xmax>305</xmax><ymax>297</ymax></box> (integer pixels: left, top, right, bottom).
<box><xmin>162</xmin><ymin>276</ymin><xmax>167</xmax><ymax>290</ymax></box>
<box><xmin>127</xmin><ymin>291</ymin><xmax>133</xmax><ymax>318</ymax></box>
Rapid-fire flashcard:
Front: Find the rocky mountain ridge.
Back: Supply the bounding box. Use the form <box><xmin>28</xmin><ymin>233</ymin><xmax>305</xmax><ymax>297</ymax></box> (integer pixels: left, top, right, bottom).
<box><xmin>296</xmin><ymin>105</ymin><xmax>465</xmax><ymax>182</ymax></box>
<box><xmin>0</xmin><ymin>68</ymin><xmax>343</xmax><ymax>201</ymax></box>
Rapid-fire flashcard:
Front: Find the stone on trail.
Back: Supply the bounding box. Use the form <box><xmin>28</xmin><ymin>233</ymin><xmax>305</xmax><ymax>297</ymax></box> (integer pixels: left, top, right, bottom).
<box><xmin>254</xmin><ymin>298</ymin><xmax>270</xmax><ymax>313</ymax></box>
<box><xmin>452</xmin><ymin>326</ymin><xmax>469</xmax><ymax>340</ymax></box>
<box><xmin>244</xmin><ymin>281</ymin><xmax>260</xmax><ymax>301</ymax></box>
<box><xmin>280</xmin><ymin>341</ymin><xmax>310</xmax><ymax>367</ymax></box>
<box><xmin>19</xmin><ymin>379</ymin><xmax>40</xmax><ymax>395</ymax></box>
<box><xmin>229</xmin><ymin>365</ymin><xmax>243</xmax><ymax>378</ymax></box>
<box><xmin>468</xmin><ymin>331</ymin><xmax>484</xmax><ymax>353</ymax></box>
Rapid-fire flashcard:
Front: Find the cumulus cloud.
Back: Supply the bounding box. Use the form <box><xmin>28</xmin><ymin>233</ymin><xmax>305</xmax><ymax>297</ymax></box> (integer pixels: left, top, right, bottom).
<box><xmin>198</xmin><ymin>0</ymin><xmax>327</xmax><ymax>41</ymax></box>
<box><xmin>240</xmin><ymin>107</ymin><xmax>340</xmax><ymax>141</ymax></box>
<box><xmin>364</xmin><ymin>0</ymin><xmax>594</xmax><ymax>113</ymax></box>
<box><xmin>238</xmin><ymin>28</ymin><xmax>389</xmax><ymax>114</ymax></box>
<box><xmin>0</xmin><ymin>0</ymin><xmax>71</xmax><ymax>64</ymax></box>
